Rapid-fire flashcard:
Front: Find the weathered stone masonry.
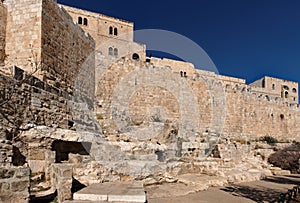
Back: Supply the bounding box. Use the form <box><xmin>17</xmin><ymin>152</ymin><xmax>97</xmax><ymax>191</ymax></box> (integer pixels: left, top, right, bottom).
<box><xmin>0</xmin><ymin>2</ymin><xmax>6</xmax><ymax>65</ymax></box>
<box><xmin>0</xmin><ymin>0</ymin><xmax>300</xmax><ymax>202</ymax></box>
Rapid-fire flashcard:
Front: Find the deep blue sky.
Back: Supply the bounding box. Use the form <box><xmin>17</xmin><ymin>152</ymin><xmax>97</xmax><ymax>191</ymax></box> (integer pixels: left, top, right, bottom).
<box><xmin>58</xmin><ymin>0</ymin><xmax>300</xmax><ymax>85</ymax></box>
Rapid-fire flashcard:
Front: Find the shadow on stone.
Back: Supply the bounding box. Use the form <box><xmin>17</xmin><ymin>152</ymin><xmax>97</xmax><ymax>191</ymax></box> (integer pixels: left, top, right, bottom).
<box><xmin>71</xmin><ymin>177</ymin><xmax>86</xmax><ymax>193</ymax></box>
<box><xmin>29</xmin><ymin>190</ymin><xmax>57</xmax><ymax>203</ymax></box>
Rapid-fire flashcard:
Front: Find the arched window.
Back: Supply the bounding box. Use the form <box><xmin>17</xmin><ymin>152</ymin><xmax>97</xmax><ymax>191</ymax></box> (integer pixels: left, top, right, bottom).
<box><xmin>114</xmin><ymin>48</ymin><xmax>118</xmax><ymax>57</ymax></box>
<box><xmin>285</xmin><ymin>91</ymin><xmax>289</xmax><ymax>98</ymax></box>
<box><xmin>114</xmin><ymin>28</ymin><xmax>118</xmax><ymax>36</ymax></box>
<box><xmin>109</xmin><ymin>26</ymin><xmax>113</xmax><ymax>35</ymax></box>
<box><xmin>272</xmin><ymin>84</ymin><xmax>275</xmax><ymax>90</ymax></box>
<box><xmin>262</xmin><ymin>79</ymin><xmax>265</xmax><ymax>88</ymax></box>
<box><xmin>132</xmin><ymin>53</ymin><xmax>139</xmax><ymax>60</ymax></box>
<box><xmin>83</xmin><ymin>18</ymin><xmax>88</xmax><ymax>26</ymax></box>
<box><xmin>78</xmin><ymin>17</ymin><xmax>82</xmax><ymax>25</ymax></box>
<box><xmin>108</xmin><ymin>47</ymin><xmax>113</xmax><ymax>56</ymax></box>
<box><xmin>292</xmin><ymin>88</ymin><xmax>297</xmax><ymax>93</ymax></box>
<box><xmin>283</xmin><ymin>85</ymin><xmax>289</xmax><ymax>90</ymax></box>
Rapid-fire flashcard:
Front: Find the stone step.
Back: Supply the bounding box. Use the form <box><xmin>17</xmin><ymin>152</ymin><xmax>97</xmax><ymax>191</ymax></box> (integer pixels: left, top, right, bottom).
<box><xmin>73</xmin><ymin>181</ymin><xmax>146</xmax><ymax>203</ymax></box>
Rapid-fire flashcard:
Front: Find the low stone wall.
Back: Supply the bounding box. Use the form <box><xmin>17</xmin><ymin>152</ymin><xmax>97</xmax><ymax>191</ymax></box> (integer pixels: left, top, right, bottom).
<box><xmin>0</xmin><ymin>166</ymin><xmax>30</xmax><ymax>203</ymax></box>
<box><xmin>51</xmin><ymin>163</ymin><xmax>73</xmax><ymax>203</ymax></box>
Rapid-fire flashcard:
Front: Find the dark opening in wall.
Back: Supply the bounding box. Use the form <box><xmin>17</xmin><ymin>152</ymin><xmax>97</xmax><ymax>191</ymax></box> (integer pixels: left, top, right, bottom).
<box><xmin>12</xmin><ymin>146</ymin><xmax>26</xmax><ymax>166</ymax></box>
<box><xmin>285</xmin><ymin>91</ymin><xmax>289</xmax><ymax>98</ymax></box>
<box><xmin>262</xmin><ymin>78</ymin><xmax>265</xmax><ymax>88</ymax></box>
<box><xmin>283</xmin><ymin>85</ymin><xmax>289</xmax><ymax>90</ymax></box>
<box><xmin>83</xmin><ymin>18</ymin><xmax>88</xmax><ymax>26</ymax></box>
<box><xmin>146</xmin><ymin>58</ymin><xmax>151</xmax><ymax>62</ymax></box>
<box><xmin>184</xmin><ymin>72</ymin><xmax>187</xmax><ymax>77</ymax></box>
<box><xmin>78</xmin><ymin>17</ymin><xmax>82</xmax><ymax>25</ymax></box>
<box><xmin>51</xmin><ymin>140</ymin><xmax>92</xmax><ymax>163</ymax></box>
<box><xmin>114</xmin><ymin>28</ymin><xmax>118</xmax><ymax>36</ymax></box>
<box><xmin>292</xmin><ymin>88</ymin><xmax>297</xmax><ymax>93</ymax></box>
<box><xmin>180</xmin><ymin>71</ymin><xmax>183</xmax><ymax>77</ymax></box>
<box><xmin>114</xmin><ymin>48</ymin><xmax>118</xmax><ymax>57</ymax></box>
<box><xmin>108</xmin><ymin>47</ymin><xmax>113</xmax><ymax>55</ymax></box>
<box><xmin>68</xmin><ymin>120</ymin><xmax>74</xmax><ymax>128</ymax></box>
<box><xmin>132</xmin><ymin>53</ymin><xmax>139</xmax><ymax>60</ymax></box>
<box><xmin>109</xmin><ymin>26</ymin><xmax>113</xmax><ymax>35</ymax></box>
<box><xmin>272</xmin><ymin>84</ymin><xmax>275</xmax><ymax>90</ymax></box>
<box><xmin>280</xmin><ymin>114</ymin><xmax>284</xmax><ymax>120</ymax></box>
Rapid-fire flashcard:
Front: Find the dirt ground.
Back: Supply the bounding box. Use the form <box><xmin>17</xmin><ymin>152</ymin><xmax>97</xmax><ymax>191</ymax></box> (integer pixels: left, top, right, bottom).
<box><xmin>146</xmin><ymin>175</ymin><xmax>300</xmax><ymax>203</ymax></box>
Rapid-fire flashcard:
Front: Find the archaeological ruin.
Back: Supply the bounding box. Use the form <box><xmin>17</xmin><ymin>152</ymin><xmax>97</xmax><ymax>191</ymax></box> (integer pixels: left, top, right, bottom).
<box><xmin>0</xmin><ymin>0</ymin><xmax>299</xmax><ymax>202</ymax></box>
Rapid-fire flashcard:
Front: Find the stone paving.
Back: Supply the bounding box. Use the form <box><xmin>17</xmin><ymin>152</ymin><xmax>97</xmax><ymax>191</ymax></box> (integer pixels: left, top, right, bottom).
<box><xmin>63</xmin><ymin>175</ymin><xmax>300</xmax><ymax>203</ymax></box>
<box><xmin>147</xmin><ymin>175</ymin><xmax>300</xmax><ymax>203</ymax></box>
<box><xmin>71</xmin><ymin>181</ymin><xmax>146</xmax><ymax>203</ymax></box>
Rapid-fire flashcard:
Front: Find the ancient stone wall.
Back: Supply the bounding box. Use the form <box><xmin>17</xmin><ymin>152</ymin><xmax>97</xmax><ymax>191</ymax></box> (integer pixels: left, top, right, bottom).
<box><xmin>95</xmin><ymin>58</ymin><xmax>300</xmax><ymax>143</ymax></box>
<box><xmin>41</xmin><ymin>1</ymin><xmax>95</xmax><ymax>97</ymax></box>
<box><xmin>0</xmin><ymin>67</ymin><xmax>74</xmax><ymax>140</ymax></box>
<box><xmin>0</xmin><ymin>166</ymin><xmax>30</xmax><ymax>203</ymax></box>
<box><xmin>51</xmin><ymin>163</ymin><xmax>73</xmax><ymax>202</ymax></box>
<box><xmin>0</xmin><ymin>3</ymin><xmax>6</xmax><ymax>66</ymax></box>
<box><xmin>4</xmin><ymin>0</ymin><xmax>42</xmax><ymax>73</ymax></box>
<box><xmin>223</xmin><ymin>87</ymin><xmax>300</xmax><ymax>140</ymax></box>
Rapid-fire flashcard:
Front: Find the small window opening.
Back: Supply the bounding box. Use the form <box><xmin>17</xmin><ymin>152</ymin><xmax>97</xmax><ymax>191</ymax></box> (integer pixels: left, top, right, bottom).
<box><xmin>114</xmin><ymin>28</ymin><xmax>118</xmax><ymax>36</ymax></box>
<box><xmin>78</xmin><ymin>17</ymin><xmax>82</xmax><ymax>25</ymax></box>
<box><xmin>285</xmin><ymin>91</ymin><xmax>289</xmax><ymax>98</ymax></box>
<box><xmin>132</xmin><ymin>53</ymin><xmax>139</xmax><ymax>60</ymax></box>
<box><xmin>109</xmin><ymin>26</ymin><xmax>113</xmax><ymax>35</ymax></box>
<box><xmin>184</xmin><ymin>72</ymin><xmax>187</xmax><ymax>77</ymax></box>
<box><xmin>292</xmin><ymin>88</ymin><xmax>297</xmax><ymax>93</ymax></box>
<box><xmin>68</xmin><ymin>120</ymin><xmax>74</xmax><ymax>128</ymax></box>
<box><xmin>108</xmin><ymin>47</ymin><xmax>113</xmax><ymax>56</ymax></box>
<box><xmin>83</xmin><ymin>18</ymin><xmax>88</xmax><ymax>26</ymax></box>
<box><xmin>280</xmin><ymin>114</ymin><xmax>284</xmax><ymax>120</ymax></box>
<box><xmin>262</xmin><ymin>79</ymin><xmax>265</xmax><ymax>88</ymax></box>
<box><xmin>146</xmin><ymin>58</ymin><xmax>151</xmax><ymax>63</ymax></box>
<box><xmin>283</xmin><ymin>85</ymin><xmax>289</xmax><ymax>90</ymax></box>
<box><xmin>272</xmin><ymin>84</ymin><xmax>275</xmax><ymax>90</ymax></box>
<box><xmin>114</xmin><ymin>48</ymin><xmax>118</xmax><ymax>57</ymax></box>
<box><xmin>180</xmin><ymin>71</ymin><xmax>183</xmax><ymax>77</ymax></box>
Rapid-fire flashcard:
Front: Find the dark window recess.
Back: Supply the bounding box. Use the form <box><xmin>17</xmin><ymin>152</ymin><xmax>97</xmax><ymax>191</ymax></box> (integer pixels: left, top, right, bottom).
<box><xmin>180</xmin><ymin>71</ymin><xmax>183</xmax><ymax>77</ymax></box>
<box><xmin>78</xmin><ymin>17</ymin><xmax>82</xmax><ymax>25</ymax></box>
<box><xmin>262</xmin><ymin>79</ymin><xmax>265</xmax><ymax>88</ymax></box>
<box><xmin>146</xmin><ymin>58</ymin><xmax>151</xmax><ymax>63</ymax></box>
<box><xmin>132</xmin><ymin>53</ymin><xmax>139</xmax><ymax>60</ymax></box>
<box><xmin>109</xmin><ymin>26</ymin><xmax>113</xmax><ymax>35</ymax></box>
<box><xmin>68</xmin><ymin>120</ymin><xmax>74</xmax><ymax>128</ymax></box>
<box><xmin>83</xmin><ymin>18</ymin><xmax>88</xmax><ymax>26</ymax></box>
<box><xmin>272</xmin><ymin>84</ymin><xmax>275</xmax><ymax>90</ymax></box>
<box><xmin>51</xmin><ymin>140</ymin><xmax>92</xmax><ymax>163</ymax></box>
<box><xmin>108</xmin><ymin>47</ymin><xmax>113</xmax><ymax>55</ymax></box>
<box><xmin>292</xmin><ymin>88</ymin><xmax>297</xmax><ymax>93</ymax></box>
<box><xmin>285</xmin><ymin>91</ymin><xmax>289</xmax><ymax>98</ymax></box>
<box><xmin>280</xmin><ymin>114</ymin><xmax>284</xmax><ymax>120</ymax></box>
<box><xmin>114</xmin><ymin>28</ymin><xmax>118</xmax><ymax>36</ymax></box>
<box><xmin>114</xmin><ymin>48</ymin><xmax>118</xmax><ymax>57</ymax></box>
